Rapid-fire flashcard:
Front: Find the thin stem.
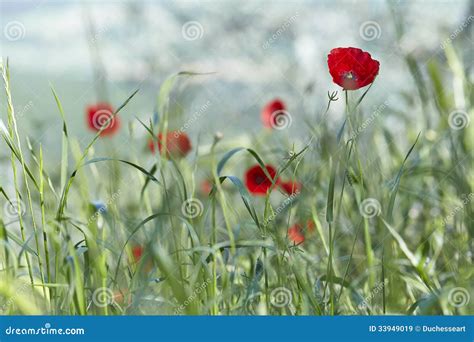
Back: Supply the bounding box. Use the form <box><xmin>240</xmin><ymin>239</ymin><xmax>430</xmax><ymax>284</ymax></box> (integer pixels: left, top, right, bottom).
<box><xmin>39</xmin><ymin>145</ymin><xmax>52</xmax><ymax>311</ymax></box>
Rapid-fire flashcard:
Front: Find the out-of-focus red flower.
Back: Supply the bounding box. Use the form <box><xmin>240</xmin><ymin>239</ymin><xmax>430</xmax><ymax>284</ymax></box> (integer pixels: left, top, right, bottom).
<box><xmin>327</xmin><ymin>47</ymin><xmax>380</xmax><ymax>90</ymax></box>
<box><xmin>113</xmin><ymin>289</ymin><xmax>132</xmax><ymax>306</ymax></box>
<box><xmin>244</xmin><ymin>164</ymin><xmax>279</xmax><ymax>195</ymax></box>
<box><xmin>131</xmin><ymin>245</ymin><xmax>144</xmax><ymax>263</ymax></box>
<box><xmin>261</xmin><ymin>99</ymin><xmax>288</xmax><ymax>128</ymax></box>
<box><xmin>306</xmin><ymin>220</ymin><xmax>315</xmax><ymax>233</ymax></box>
<box><xmin>280</xmin><ymin>180</ymin><xmax>301</xmax><ymax>195</ymax></box>
<box><xmin>86</xmin><ymin>102</ymin><xmax>120</xmax><ymax>136</ymax></box>
<box><xmin>200</xmin><ymin>179</ymin><xmax>213</xmax><ymax>195</ymax></box>
<box><xmin>131</xmin><ymin>245</ymin><xmax>152</xmax><ymax>273</ymax></box>
<box><xmin>288</xmin><ymin>224</ymin><xmax>305</xmax><ymax>244</ymax></box>
<box><xmin>148</xmin><ymin>131</ymin><xmax>192</xmax><ymax>158</ymax></box>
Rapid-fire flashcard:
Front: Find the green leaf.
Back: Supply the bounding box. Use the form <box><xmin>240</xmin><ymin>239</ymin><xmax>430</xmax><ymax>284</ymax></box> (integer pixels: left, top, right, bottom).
<box><xmin>215</xmin><ymin>175</ymin><xmax>260</xmax><ymax>228</ymax></box>
<box><xmin>51</xmin><ymin>86</ymin><xmax>69</xmax><ymax>192</ymax></box>
<box><xmin>82</xmin><ymin>157</ymin><xmax>161</xmax><ymax>185</ymax></box>
<box><xmin>387</xmin><ymin>132</ymin><xmax>421</xmax><ymax>221</ymax></box>
<box><xmin>326</xmin><ymin>157</ymin><xmax>336</xmax><ymax>223</ymax></box>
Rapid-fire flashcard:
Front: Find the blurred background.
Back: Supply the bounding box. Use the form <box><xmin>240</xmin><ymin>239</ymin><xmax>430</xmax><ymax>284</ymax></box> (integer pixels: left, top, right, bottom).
<box><xmin>0</xmin><ymin>1</ymin><xmax>473</xmax><ymax>316</ymax></box>
<box><xmin>0</xmin><ymin>0</ymin><xmax>472</xmax><ymax>159</ymax></box>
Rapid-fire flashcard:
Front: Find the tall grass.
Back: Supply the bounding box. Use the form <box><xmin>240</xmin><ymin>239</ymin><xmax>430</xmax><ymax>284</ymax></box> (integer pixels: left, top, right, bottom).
<box><xmin>0</xmin><ymin>38</ymin><xmax>472</xmax><ymax>316</ymax></box>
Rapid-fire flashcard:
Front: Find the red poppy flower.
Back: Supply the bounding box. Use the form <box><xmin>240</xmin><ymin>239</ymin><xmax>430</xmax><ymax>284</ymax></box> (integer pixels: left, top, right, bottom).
<box><xmin>131</xmin><ymin>245</ymin><xmax>144</xmax><ymax>263</ymax></box>
<box><xmin>244</xmin><ymin>164</ymin><xmax>279</xmax><ymax>195</ymax></box>
<box><xmin>113</xmin><ymin>289</ymin><xmax>132</xmax><ymax>306</ymax></box>
<box><xmin>148</xmin><ymin>131</ymin><xmax>192</xmax><ymax>158</ymax></box>
<box><xmin>261</xmin><ymin>99</ymin><xmax>288</xmax><ymax>128</ymax></box>
<box><xmin>131</xmin><ymin>245</ymin><xmax>152</xmax><ymax>272</ymax></box>
<box><xmin>280</xmin><ymin>180</ymin><xmax>301</xmax><ymax>195</ymax></box>
<box><xmin>86</xmin><ymin>102</ymin><xmax>120</xmax><ymax>136</ymax></box>
<box><xmin>288</xmin><ymin>224</ymin><xmax>305</xmax><ymax>244</ymax></box>
<box><xmin>327</xmin><ymin>47</ymin><xmax>380</xmax><ymax>90</ymax></box>
<box><xmin>200</xmin><ymin>179</ymin><xmax>213</xmax><ymax>195</ymax></box>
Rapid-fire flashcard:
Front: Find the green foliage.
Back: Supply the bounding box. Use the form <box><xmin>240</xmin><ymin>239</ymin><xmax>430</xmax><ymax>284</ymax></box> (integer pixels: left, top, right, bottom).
<box><xmin>0</xmin><ymin>43</ymin><xmax>472</xmax><ymax>317</ymax></box>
